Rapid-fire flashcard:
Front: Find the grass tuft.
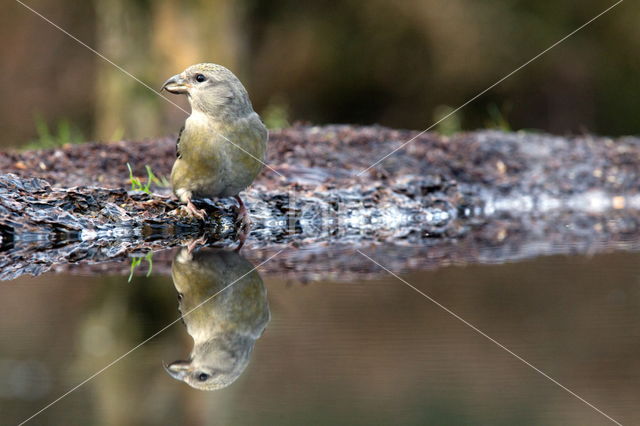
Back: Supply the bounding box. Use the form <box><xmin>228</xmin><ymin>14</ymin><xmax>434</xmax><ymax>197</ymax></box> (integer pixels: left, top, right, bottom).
<box><xmin>128</xmin><ymin>251</ymin><xmax>154</xmax><ymax>283</ymax></box>
<box><xmin>127</xmin><ymin>163</ymin><xmax>170</xmax><ymax>194</ymax></box>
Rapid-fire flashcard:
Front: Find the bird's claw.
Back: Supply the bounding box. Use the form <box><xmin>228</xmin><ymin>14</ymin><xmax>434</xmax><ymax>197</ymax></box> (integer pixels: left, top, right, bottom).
<box><xmin>186</xmin><ymin>235</ymin><xmax>208</xmax><ymax>253</ymax></box>
<box><xmin>182</xmin><ymin>199</ymin><xmax>207</xmax><ymax>220</ymax></box>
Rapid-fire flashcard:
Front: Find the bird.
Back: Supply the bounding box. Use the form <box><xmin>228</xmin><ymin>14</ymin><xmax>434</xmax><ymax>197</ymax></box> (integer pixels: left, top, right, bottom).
<box><xmin>164</xmin><ymin>247</ymin><xmax>270</xmax><ymax>390</ymax></box>
<box><xmin>160</xmin><ymin>63</ymin><xmax>268</xmax><ymax>227</ymax></box>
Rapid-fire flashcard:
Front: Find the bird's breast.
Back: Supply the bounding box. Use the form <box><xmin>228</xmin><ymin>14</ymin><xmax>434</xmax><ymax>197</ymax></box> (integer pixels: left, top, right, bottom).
<box><xmin>171</xmin><ymin>113</ymin><xmax>267</xmax><ymax>199</ymax></box>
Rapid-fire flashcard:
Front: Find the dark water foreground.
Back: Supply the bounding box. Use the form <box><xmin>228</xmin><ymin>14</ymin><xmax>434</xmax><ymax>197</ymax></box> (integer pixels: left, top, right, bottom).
<box><xmin>2</xmin><ymin>127</ymin><xmax>640</xmax><ymax>425</ymax></box>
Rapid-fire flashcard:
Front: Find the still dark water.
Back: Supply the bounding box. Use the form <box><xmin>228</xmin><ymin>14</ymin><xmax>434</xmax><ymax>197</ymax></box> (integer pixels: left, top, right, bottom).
<box><xmin>1</xmin><ymin>246</ymin><xmax>639</xmax><ymax>425</ymax></box>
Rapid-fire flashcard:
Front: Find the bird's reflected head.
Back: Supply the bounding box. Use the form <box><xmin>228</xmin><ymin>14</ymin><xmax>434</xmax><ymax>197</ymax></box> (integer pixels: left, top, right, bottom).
<box><xmin>164</xmin><ymin>335</ymin><xmax>253</xmax><ymax>391</ymax></box>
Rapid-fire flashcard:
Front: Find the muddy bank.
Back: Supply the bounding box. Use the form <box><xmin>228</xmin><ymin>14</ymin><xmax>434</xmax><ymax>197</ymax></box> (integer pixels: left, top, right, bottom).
<box><xmin>3</xmin><ymin>125</ymin><xmax>640</xmax><ymax>194</ymax></box>
<box><xmin>2</xmin><ymin>125</ymin><xmax>640</xmax><ymax>279</ymax></box>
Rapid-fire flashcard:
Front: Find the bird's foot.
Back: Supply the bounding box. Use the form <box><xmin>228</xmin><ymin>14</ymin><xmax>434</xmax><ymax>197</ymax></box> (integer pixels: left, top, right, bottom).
<box><xmin>181</xmin><ymin>199</ymin><xmax>207</xmax><ymax>220</ymax></box>
<box><xmin>186</xmin><ymin>235</ymin><xmax>208</xmax><ymax>254</ymax></box>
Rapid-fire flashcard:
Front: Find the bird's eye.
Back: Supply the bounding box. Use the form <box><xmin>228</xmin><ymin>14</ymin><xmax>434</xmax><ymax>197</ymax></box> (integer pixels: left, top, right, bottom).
<box><xmin>197</xmin><ymin>373</ymin><xmax>209</xmax><ymax>381</ymax></box>
<box><xmin>195</xmin><ymin>73</ymin><xmax>207</xmax><ymax>83</ymax></box>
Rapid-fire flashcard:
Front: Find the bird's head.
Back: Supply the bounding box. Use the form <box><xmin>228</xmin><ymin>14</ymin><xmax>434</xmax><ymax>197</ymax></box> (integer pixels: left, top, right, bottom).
<box><xmin>161</xmin><ymin>63</ymin><xmax>253</xmax><ymax>118</ymax></box>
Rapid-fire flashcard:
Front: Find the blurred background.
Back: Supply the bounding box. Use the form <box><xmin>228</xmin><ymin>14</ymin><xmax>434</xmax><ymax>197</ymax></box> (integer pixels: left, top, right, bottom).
<box><xmin>1</xmin><ymin>0</ymin><xmax>638</xmax><ymax>149</ymax></box>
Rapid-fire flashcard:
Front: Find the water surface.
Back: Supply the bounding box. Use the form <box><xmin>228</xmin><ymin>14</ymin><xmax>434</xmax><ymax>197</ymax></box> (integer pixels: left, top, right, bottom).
<box><xmin>1</xmin><ymin>246</ymin><xmax>639</xmax><ymax>425</ymax></box>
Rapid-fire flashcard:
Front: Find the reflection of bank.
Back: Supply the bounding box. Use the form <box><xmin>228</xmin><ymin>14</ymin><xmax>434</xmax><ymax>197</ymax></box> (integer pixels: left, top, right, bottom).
<box><xmin>165</xmin><ymin>247</ymin><xmax>270</xmax><ymax>390</ymax></box>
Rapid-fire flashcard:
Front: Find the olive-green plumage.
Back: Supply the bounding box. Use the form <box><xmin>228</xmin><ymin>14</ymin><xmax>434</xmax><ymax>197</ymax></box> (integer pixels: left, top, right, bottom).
<box><xmin>166</xmin><ymin>247</ymin><xmax>270</xmax><ymax>390</ymax></box>
<box><xmin>162</xmin><ymin>63</ymin><xmax>268</xmax><ymax>204</ymax></box>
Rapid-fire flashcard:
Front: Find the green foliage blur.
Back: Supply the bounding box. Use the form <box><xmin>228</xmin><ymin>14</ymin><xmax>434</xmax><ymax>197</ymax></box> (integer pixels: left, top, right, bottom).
<box><xmin>25</xmin><ymin>115</ymin><xmax>84</xmax><ymax>150</ymax></box>
<box><xmin>2</xmin><ymin>0</ymin><xmax>638</xmax><ymax>148</ymax></box>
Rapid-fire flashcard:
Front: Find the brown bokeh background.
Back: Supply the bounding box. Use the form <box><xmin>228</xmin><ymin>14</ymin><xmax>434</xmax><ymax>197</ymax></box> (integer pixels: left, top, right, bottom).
<box><xmin>1</xmin><ymin>0</ymin><xmax>638</xmax><ymax>148</ymax></box>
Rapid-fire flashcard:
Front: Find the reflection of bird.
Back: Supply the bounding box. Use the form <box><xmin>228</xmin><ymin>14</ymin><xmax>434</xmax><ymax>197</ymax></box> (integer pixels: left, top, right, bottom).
<box><xmin>165</xmin><ymin>247</ymin><xmax>270</xmax><ymax>390</ymax></box>
<box><xmin>161</xmin><ymin>63</ymin><xmax>268</xmax><ymax>222</ymax></box>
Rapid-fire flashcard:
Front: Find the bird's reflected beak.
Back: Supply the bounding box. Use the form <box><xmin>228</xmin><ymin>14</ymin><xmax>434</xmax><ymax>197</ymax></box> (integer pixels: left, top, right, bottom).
<box><xmin>161</xmin><ymin>74</ymin><xmax>190</xmax><ymax>94</ymax></box>
<box><xmin>164</xmin><ymin>360</ymin><xmax>191</xmax><ymax>380</ymax></box>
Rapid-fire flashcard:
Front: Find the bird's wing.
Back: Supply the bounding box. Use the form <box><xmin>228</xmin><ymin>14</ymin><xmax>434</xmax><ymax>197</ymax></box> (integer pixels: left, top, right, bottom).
<box><xmin>176</xmin><ymin>125</ymin><xmax>185</xmax><ymax>159</ymax></box>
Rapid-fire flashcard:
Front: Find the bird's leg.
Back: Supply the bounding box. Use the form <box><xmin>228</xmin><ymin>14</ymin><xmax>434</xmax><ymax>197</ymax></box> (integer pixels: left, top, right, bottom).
<box><xmin>234</xmin><ymin>195</ymin><xmax>251</xmax><ymax>250</ymax></box>
<box><xmin>234</xmin><ymin>195</ymin><xmax>247</xmax><ymax>218</ymax></box>
<box><xmin>235</xmin><ymin>231</ymin><xmax>247</xmax><ymax>252</ymax></box>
